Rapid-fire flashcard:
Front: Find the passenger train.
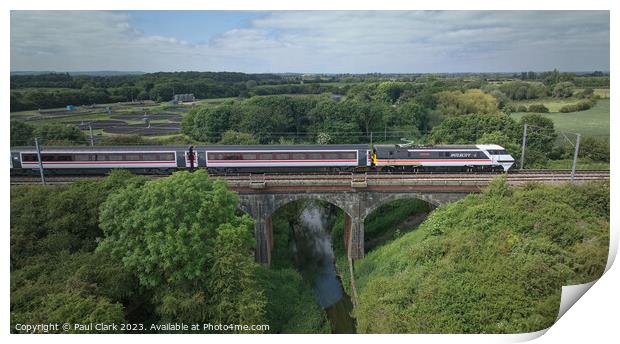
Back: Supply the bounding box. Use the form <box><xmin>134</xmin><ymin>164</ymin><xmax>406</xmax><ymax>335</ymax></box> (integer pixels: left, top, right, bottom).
<box><xmin>10</xmin><ymin>144</ymin><xmax>515</xmax><ymax>175</ymax></box>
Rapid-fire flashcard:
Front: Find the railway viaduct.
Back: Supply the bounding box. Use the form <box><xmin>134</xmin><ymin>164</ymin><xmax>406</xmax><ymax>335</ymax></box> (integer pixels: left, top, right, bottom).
<box><xmin>225</xmin><ymin>171</ymin><xmax>609</xmax><ymax>265</ymax></box>
<box><xmin>10</xmin><ymin>170</ymin><xmax>609</xmax><ymax>266</ymax></box>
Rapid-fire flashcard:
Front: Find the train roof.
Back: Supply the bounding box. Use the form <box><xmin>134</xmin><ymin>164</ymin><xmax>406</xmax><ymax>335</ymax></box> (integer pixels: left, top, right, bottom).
<box><xmin>375</xmin><ymin>144</ymin><xmax>481</xmax><ymax>151</ymax></box>
<box><xmin>11</xmin><ymin>143</ymin><xmax>506</xmax><ymax>153</ymax></box>
<box><xmin>10</xmin><ymin>144</ymin><xmax>370</xmax><ymax>152</ymax></box>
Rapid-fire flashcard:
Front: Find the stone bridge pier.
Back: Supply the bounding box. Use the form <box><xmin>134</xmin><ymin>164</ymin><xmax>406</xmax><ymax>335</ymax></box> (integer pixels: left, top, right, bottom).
<box><xmin>237</xmin><ymin>191</ymin><xmax>468</xmax><ymax>265</ymax></box>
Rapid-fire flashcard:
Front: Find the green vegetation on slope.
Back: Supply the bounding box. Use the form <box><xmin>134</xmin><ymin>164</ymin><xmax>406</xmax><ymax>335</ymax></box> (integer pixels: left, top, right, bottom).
<box><xmin>331</xmin><ymin>199</ymin><xmax>432</xmax><ymax>297</ymax></box>
<box><xmin>353</xmin><ymin>178</ymin><xmax>609</xmax><ymax>333</ymax></box>
<box><xmin>256</xmin><ymin>267</ymin><xmax>330</xmax><ymax>333</ymax></box>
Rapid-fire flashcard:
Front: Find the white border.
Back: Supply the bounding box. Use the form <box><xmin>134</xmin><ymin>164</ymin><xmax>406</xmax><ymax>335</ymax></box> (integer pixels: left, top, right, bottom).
<box><xmin>3</xmin><ymin>1</ymin><xmax>616</xmax><ymax>344</ymax></box>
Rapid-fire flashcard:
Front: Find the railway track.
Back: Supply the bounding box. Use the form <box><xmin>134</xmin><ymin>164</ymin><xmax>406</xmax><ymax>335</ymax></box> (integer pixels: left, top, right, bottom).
<box><xmin>10</xmin><ymin>170</ymin><xmax>610</xmax><ymax>185</ymax></box>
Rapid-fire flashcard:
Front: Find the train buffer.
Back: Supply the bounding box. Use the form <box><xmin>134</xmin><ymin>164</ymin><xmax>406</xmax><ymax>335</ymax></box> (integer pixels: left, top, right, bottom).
<box><xmin>351</xmin><ymin>173</ymin><xmax>368</xmax><ymax>188</ymax></box>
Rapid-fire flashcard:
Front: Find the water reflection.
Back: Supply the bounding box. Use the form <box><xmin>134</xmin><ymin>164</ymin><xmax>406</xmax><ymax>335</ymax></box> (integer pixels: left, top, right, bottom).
<box><xmin>291</xmin><ymin>202</ymin><xmax>356</xmax><ymax>333</ymax></box>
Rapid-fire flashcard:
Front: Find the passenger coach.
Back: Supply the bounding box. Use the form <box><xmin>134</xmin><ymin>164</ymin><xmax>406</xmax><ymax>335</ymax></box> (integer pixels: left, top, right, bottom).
<box><xmin>10</xmin><ymin>143</ymin><xmax>515</xmax><ymax>174</ymax></box>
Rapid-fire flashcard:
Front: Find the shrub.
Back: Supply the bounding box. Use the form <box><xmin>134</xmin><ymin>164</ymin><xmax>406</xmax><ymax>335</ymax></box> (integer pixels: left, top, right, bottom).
<box><xmin>527</xmin><ymin>104</ymin><xmax>549</xmax><ymax>113</ymax></box>
<box><xmin>579</xmin><ymin>137</ymin><xmax>609</xmax><ymax>162</ymax></box>
<box><xmin>576</xmin><ymin>88</ymin><xmax>594</xmax><ymax>99</ymax></box>
<box><xmin>558</xmin><ymin>100</ymin><xmax>595</xmax><ymax>113</ymax></box>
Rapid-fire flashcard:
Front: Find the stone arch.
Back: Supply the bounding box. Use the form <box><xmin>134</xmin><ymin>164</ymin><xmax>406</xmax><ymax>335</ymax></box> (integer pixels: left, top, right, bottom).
<box><xmin>237</xmin><ymin>192</ymin><xmax>366</xmax><ymax>264</ymax></box>
<box><xmin>361</xmin><ymin>192</ymin><xmax>439</xmax><ymax>220</ymax></box>
<box><xmin>267</xmin><ymin>193</ymin><xmax>354</xmax><ymax>220</ymax></box>
<box><xmin>266</xmin><ymin>193</ymin><xmax>359</xmax><ymax>264</ymax></box>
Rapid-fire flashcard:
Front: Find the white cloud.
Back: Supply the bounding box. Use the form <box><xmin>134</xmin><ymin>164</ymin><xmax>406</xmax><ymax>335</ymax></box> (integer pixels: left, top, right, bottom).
<box><xmin>10</xmin><ymin>10</ymin><xmax>610</xmax><ymax>73</ymax></box>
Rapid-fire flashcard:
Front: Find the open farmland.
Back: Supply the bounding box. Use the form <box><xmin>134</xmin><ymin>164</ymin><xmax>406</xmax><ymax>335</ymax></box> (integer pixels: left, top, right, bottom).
<box><xmin>10</xmin><ymin>100</ymin><xmax>195</xmax><ymax>141</ymax></box>
<box><xmin>510</xmin><ymin>98</ymin><xmax>609</xmax><ymax>138</ymax></box>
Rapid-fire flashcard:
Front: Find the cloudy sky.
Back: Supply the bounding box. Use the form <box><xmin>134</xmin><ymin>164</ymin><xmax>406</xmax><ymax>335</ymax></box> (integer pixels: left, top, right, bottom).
<box><xmin>10</xmin><ymin>10</ymin><xmax>610</xmax><ymax>73</ymax></box>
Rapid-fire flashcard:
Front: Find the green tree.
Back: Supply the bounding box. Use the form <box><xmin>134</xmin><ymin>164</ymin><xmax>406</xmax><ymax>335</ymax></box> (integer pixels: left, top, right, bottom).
<box><xmin>377</xmin><ymin>81</ymin><xmax>407</xmax><ymax>103</ymax></box>
<box><xmin>518</xmin><ymin>113</ymin><xmax>556</xmax><ymax>157</ymax></box>
<box><xmin>219</xmin><ymin>130</ymin><xmax>259</xmax><ymax>145</ymax></box>
<box><xmin>98</xmin><ymin>170</ymin><xmax>266</xmax><ymax>325</ymax></box>
<box><xmin>436</xmin><ymin>89</ymin><xmax>498</xmax><ymax>116</ymax></box>
<box><xmin>395</xmin><ymin>100</ymin><xmax>431</xmax><ymax>133</ymax></box>
<box><xmin>11</xmin><ymin>120</ymin><xmax>35</xmax><ymax>146</ymax></box>
<box><xmin>579</xmin><ymin>137</ymin><xmax>609</xmax><ymax>162</ymax></box>
<box><xmin>552</xmin><ymin>81</ymin><xmax>575</xmax><ymax>98</ymax></box>
<box><xmin>34</xmin><ymin>123</ymin><xmax>88</xmax><ymax>145</ymax></box>
<box><xmin>428</xmin><ymin>113</ymin><xmax>519</xmax><ymax>144</ymax></box>
<box><xmin>188</xmin><ymin>104</ymin><xmax>243</xmax><ymax>142</ymax></box>
<box><xmin>206</xmin><ymin>223</ymin><xmax>266</xmax><ymax>330</ymax></box>
<box><xmin>39</xmin><ymin>292</ymin><xmax>125</xmax><ymax>333</ymax></box>
<box><xmin>308</xmin><ymin>100</ymin><xmax>362</xmax><ymax>143</ymax></box>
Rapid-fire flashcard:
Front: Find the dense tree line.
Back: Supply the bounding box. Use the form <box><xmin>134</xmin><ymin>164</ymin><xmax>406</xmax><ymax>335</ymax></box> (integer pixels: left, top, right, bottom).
<box><xmin>10</xmin><ymin>121</ymin><xmax>87</xmax><ymax>146</ymax></box>
<box><xmin>12</xmin><ymin>70</ymin><xmax>608</xmax><ymax>112</ymax></box>
<box><xmin>10</xmin><ymin>72</ymin><xmax>329</xmax><ymax>111</ymax></box>
<box><xmin>182</xmin><ymin>95</ymin><xmax>431</xmax><ymax>145</ymax></box>
<box><xmin>11</xmin><ymin>172</ymin><xmax>152</xmax><ymax>332</ymax></box>
<box><xmin>11</xmin><ymin>170</ymin><xmax>329</xmax><ymax>333</ymax></box>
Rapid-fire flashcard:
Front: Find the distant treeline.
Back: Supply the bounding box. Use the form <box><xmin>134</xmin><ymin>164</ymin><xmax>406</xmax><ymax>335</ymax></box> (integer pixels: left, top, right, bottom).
<box><xmin>10</xmin><ymin>70</ymin><xmax>609</xmax><ymax>112</ymax></box>
<box><xmin>10</xmin><ymin>72</ymin><xmax>343</xmax><ymax>111</ymax></box>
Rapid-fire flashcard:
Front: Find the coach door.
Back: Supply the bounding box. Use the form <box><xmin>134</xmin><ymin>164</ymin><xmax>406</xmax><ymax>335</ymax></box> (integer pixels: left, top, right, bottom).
<box><xmin>185</xmin><ymin>148</ymin><xmax>198</xmax><ymax>169</ymax></box>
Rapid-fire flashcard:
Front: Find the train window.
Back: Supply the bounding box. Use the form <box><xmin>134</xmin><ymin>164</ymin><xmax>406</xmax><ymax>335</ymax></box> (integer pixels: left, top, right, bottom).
<box><xmin>108</xmin><ymin>154</ymin><xmax>123</xmax><ymax>161</ymax></box>
<box><xmin>124</xmin><ymin>154</ymin><xmax>141</xmax><ymax>161</ymax></box>
<box><xmin>42</xmin><ymin>154</ymin><xmax>72</xmax><ymax>161</ymax></box>
<box><xmin>22</xmin><ymin>154</ymin><xmax>38</xmax><ymax>162</ymax></box>
<box><xmin>160</xmin><ymin>153</ymin><xmax>175</xmax><ymax>161</ymax></box>
<box><xmin>141</xmin><ymin>153</ymin><xmax>156</xmax><ymax>161</ymax></box>
<box><xmin>487</xmin><ymin>150</ymin><xmax>508</xmax><ymax>155</ymax></box>
<box><xmin>74</xmin><ymin>154</ymin><xmax>89</xmax><ymax>161</ymax></box>
<box><xmin>342</xmin><ymin>152</ymin><xmax>356</xmax><ymax>159</ymax></box>
<box><xmin>222</xmin><ymin>153</ymin><xmax>239</xmax><ymax>160</ymax></box>
<box><xmin>292</xmin><ymin>153</ymin><xmax>306</xmax><ymax>160</ymax></box>
<box><xmin>258</xmin><ymin>153</ymin><xmax>272</xmax><ymax>160</ymax></box>
<box><xmin>308</xmin><ymin>153</ymin><xmax>322</xmax><ymax>160</ymax></box>
<box><xmin>243</xmin><ymin>153</ymin><xmax>257</xmax><ymax>160</ymax></box>
<box><xmin>275</xmin><ymin>153</ymin><xmax>289</xmax><ymax>160</ymax></box>
<box><xmin>215</xmin><ymin>153</ymin><xmax>224</xmax><ymax>160</ymax></box>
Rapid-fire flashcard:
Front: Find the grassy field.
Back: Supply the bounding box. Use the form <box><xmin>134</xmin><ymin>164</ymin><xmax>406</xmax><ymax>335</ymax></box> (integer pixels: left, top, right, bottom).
<box><xmin>510</xmin><ymin>98</ymin><xmax>609</xmax><ymax>138</ymax></box>
<box><xmin>545</xmin><ymin>159</ymin><xmax>609</xmax><ymax>170</ymax></box>
<box><xmin>593</xmin><ymin>88</ymin><xmax>610</xmax><ymax>98</ymax></box>
<box><xmin>510</xmin><ymin>97</ymin><xmax>586</xmax><ymax>112</ymax></box>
